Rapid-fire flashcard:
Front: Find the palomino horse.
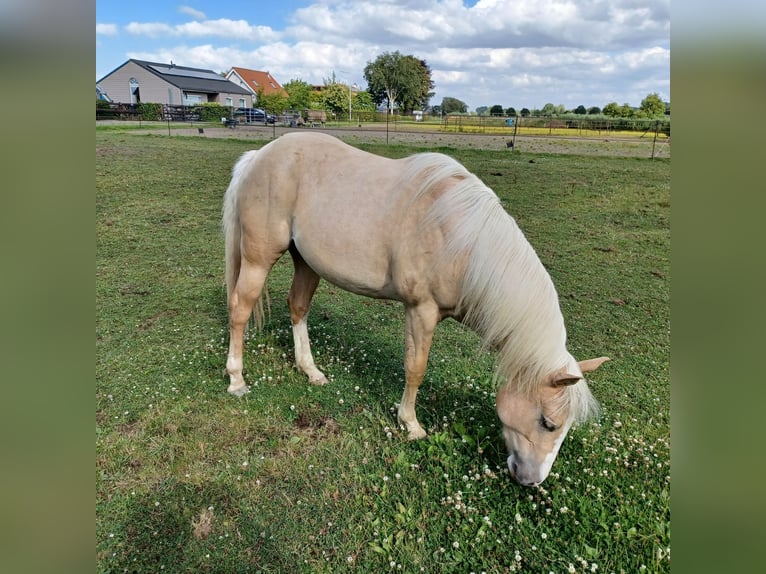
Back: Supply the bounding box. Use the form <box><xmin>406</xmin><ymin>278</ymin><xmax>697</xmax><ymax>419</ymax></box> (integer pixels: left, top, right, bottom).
<box><xmin>222</xmin><ymin>132</ymin><xmax>608</xmax><ymax>486</ymax></box>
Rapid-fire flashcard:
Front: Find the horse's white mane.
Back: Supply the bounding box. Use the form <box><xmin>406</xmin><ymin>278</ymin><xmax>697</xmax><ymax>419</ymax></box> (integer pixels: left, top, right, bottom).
<box><xmin>402</xmin><ymin>153</ymin><xmax>597</xmax><ymax>421</ymax></box>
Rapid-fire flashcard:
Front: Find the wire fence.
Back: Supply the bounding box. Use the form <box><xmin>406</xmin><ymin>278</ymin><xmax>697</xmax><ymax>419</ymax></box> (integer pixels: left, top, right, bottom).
<box><xmin>96</xmin><ymin>103</ymin><xmax>670</xmax><ymax>158</ymax></box>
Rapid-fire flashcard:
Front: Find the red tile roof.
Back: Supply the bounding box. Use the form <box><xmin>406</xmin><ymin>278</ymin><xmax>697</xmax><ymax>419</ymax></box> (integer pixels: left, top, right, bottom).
<box><xmin>227</xmin><ymin>67</ymin><xmax>287</xmax><ymax>97</ymax></box>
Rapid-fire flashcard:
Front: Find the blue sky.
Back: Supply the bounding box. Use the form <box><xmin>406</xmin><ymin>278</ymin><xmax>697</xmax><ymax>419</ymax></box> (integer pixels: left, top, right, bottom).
<box><xmin>96</xmin><ymin>0</ymin><xmax>670</xmax><ymax>112</ymax></box>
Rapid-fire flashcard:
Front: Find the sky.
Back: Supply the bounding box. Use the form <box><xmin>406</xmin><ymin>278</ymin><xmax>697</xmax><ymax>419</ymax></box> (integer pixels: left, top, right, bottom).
<box><xmin>96</xmin><ymin>0</ymin><xmax>671</xmax><ymax>112</ymax></box>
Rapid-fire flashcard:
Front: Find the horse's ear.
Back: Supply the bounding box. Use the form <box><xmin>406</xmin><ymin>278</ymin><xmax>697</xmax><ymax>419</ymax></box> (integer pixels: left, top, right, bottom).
<box><xmin>578</xmin><ymin>357</ymin><xmax>610</xmax><ymax>373</ymax></box>
<box><xmin>550</xmin><ymin>357</ymin><xmax>610</xmax><ymax>387</ymax></box>
<box><xmin>550</xmin><ymin>371</ymin><xmax>581</xmax><ymax>387</ymax></box>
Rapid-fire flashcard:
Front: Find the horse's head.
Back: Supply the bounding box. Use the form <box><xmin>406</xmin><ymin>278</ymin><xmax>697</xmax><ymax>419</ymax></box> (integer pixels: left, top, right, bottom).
<box><xmin>496</xmin><ymin>356</ymin><xmax>609</xmax><ymax>486</ymax></box>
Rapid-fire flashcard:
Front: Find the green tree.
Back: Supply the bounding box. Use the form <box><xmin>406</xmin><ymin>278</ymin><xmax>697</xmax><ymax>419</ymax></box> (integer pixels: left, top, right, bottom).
<box><xmin>619</xmin><ymin>103</ymin><xmax>634</xmax><ymax>118</ymax></box>
<box><xmin>354</xmin><ymin>90</ymin><xmax>375</xmax><ymax>112</ymax></box>
<box><xmin>505</xmin><ymin>107</ymin><xmax>517</xmax><ymax>117</ymax></box>
<box><xmin>321</xmin><ymin>81</ymin><xmax>352</xmax><ymax>117</ymax></box>
<box><xmin>476</xmin><ymin>106</ymin><xmax>489</xmax><ymax>116</ymax></box>
<box><xmin>490</xmin><ymin>104</ymin><xmax>504</xmax><ymax>116</ymax></box>
<box><xmin>541</xmin><ymin>103</ymin><xmax>557</xmax><ymax>117</ymax></box>
<box><xmin>441</xmin><ymin>97</ymin><xmax>467</xmax><ymax>114</ymax></box>
<box><xmin>640</xmin><ymin>92</ymin><xmax>666</xmax><ymax>118</ymax></box>
<box><xmin>283</xmin><ymin>79</ymin><xmax>313</xmax><ymax>111</ymax></box>
<box><xmin>587</xmin><ymin>106</ymin><xmax>601</xmax><ymax>115</ymax></box>
<box><xmin>602</xmin><ymin>102</ymin><xmax>620</xmax><ymax>117</ymax></box>
<box><xmin>364</xmin><ymin>51</ymin><xmax>434</xmax><ymax>114</ymax></box>
<box><xmin>520</xmin><ymin>108</ymin><xmax>531</xmax><ymax>117</ymax></box>
<box><xmin>401</xmin><ymin>55</ymin><xmax>434</xmax><ymax>112</ymax></box>
<box><xmin>574</xmin><ymin>105</ymin><xmax>587</xmax><ymax>115</ymax></box>
<box><xmin>255</xmin><ymin>89</ymin><xmax>289</xmax><ymax>115</ymax></box>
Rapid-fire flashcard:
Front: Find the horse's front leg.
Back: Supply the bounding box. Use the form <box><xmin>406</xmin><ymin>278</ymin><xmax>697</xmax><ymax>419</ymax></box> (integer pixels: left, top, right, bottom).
<box><xmin>398</xmin><ymin>303</ymin><xmax>440</xmax><ymax>440</ymax></box>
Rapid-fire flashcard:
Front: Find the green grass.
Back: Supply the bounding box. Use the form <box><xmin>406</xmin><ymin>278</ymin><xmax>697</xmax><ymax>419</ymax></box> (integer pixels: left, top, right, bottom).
<box><xmin>97</xmin><ymin>132</ymin><xmax>669</xmax><ymax>573</ymax></box>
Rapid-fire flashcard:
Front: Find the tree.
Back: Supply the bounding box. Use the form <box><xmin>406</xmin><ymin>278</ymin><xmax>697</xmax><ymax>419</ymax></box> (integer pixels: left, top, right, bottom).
<box><xmin>587</xmin><ymin>106</ymin><xmax>601</xmax><ymax>115</ymax></box>
<box><xmin>541</xmin><ymin>103</ymin><xmax>557</xmax><ymax>117</ymax></box>
<box><xmin>490</xmin><ymin>104</ymin><xmax>504</xmax><ymax>116</ymax></box>
<box><xmin>364</xmin><ymin>51</ymin><xmax>434</xmax><ymax>114</ymax></box>
<box><xmin>401</xmin><ymin>55</ymin><xmax>435</xmax><ymax>112</ymax></box>
<box><xmin>321</xmin><ymin>81</ymin><xmax>352</xmax><ymax>117</ymax></box>
<box><xmin>574</xmin><ymin>105</ymin><xmax>587</xmax><ymax>115</ymax></box>
<box><xmin>520</xmin><ymin>108</ymin><xmax>531</xmax><ymax>117</ymax></box>
<box><xmin>429</xmin><ymin>104</ymin><xmax>442</xmax><ymax>116</ymax></box>
<box><xmin>640</xmin><ymin>92</ymin><xmax>666</xmax><ymax>118</ymax></box>
<box><xmin>283</xmin><ymin>79</ymin><xmax>313</xmax><ymax>111</ymax></box>
<box><xmin>602</xmin><ymin>102</ymin><xmax>620</xmax><ymax>117</ymax></box>
<box><xmin>255</xmin><ymin>89</ymin><xmax>289</xmax><ymax>115</ymax></box>
<box><xmin>441</xmin><ymin>97</ymin><xmax>467</xmax><ymax>114</ymax></box>
<box><xmin>354</xmin><ymin>90</ymin><xmax>375</xmax><ymax>112</ymax></box>
<box><xmin>618</xmin><ymin>103</ymin><xmax>633</xmax><ymax>118</ymax></box>
<box><xmin>476</xmin><ymin>106</ymin><xmax>489</xmax><ymax>116</ymax></box>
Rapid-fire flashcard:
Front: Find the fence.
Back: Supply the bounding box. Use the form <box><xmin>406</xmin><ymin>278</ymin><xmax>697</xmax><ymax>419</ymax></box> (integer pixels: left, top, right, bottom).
<box><xmin>441</xmin><ymin>114</ymin><xmax>670</xmax><ymax>137</ymax></box>
<box><xmin>96</xmin><ymin>102</ymin><xmax>228</xmax><ymax>122</ymax></box>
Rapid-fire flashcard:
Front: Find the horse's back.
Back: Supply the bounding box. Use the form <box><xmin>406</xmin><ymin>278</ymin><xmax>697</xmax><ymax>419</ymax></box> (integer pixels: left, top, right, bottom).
<box><xmin>236</xmin><ymin>133</ymin><xmax>443</xmax><ymax>300</ymax></box>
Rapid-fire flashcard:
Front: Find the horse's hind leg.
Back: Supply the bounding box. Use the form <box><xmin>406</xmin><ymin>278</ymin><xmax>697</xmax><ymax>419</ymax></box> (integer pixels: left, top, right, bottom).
<box><xmin>288</xmin><ymin>246</ymin><xmax>328</xmax><ymax>385</ymax></box>
<box><xmin>226</xmin><ymin>259</ymin><xmax>274</xmax><ymax>396</ymax></box>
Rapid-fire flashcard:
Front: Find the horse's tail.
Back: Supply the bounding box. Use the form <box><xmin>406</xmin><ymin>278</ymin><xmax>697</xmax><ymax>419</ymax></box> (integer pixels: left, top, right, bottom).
<box><xmin>222</xmin><ymin>150</ymin><xmax>267</xmax><ymax>328</ymax></box>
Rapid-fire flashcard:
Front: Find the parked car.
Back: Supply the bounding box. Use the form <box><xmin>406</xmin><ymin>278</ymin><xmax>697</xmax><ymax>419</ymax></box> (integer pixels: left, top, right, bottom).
<box><xmin>234</xmin><ymin>107</ymin><xmax>276</xmax><ymax>124</ymax></box>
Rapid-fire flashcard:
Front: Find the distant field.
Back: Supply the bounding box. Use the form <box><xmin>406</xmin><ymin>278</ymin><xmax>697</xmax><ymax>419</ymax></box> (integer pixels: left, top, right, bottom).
<box><xmin>97</xmin><ymin>131</ymin><xmax>669</xmax><ymax>573</ymax></box>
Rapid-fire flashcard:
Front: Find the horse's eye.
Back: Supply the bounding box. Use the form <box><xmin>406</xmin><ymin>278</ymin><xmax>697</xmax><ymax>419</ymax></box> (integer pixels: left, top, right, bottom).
<box><xmin>539</xmin><ymin>414</ymin><xmax>558</xmax><ymax>432</ymax></box>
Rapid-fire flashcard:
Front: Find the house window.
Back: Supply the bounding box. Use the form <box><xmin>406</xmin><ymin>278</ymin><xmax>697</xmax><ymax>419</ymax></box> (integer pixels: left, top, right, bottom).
<box><xmin>239</xmin><ymin>98</ymin><xmax>246</xmax><ymax>107</ymax></box>
<box><xmin>183</xmin><ymin>93</ymin><xmax>204</xmax><ymax>105</ymax></box>
<box><xmin>129</xmin><ymin>77</ymin><xmax>140</xmax><ymax>104</ymax></box>
<box><xmin>225</xmin><ymin>97</ymin><xmax>233</xmax><ymax>107</ymax></box>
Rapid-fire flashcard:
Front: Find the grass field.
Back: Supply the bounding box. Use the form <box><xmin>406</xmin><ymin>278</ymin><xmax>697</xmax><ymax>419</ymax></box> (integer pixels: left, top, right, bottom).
<box><xmin>96</xmin><ymin>131</ymin><xmax>669</xmax><ymax>573</ymax></box>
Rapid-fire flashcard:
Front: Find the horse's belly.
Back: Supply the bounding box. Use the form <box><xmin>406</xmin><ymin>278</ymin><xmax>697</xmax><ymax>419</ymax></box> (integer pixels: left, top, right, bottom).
<box><xmin>292</xmin><ymin>231</ymin><xmax>399</xmax><ymax>300</ymax></box>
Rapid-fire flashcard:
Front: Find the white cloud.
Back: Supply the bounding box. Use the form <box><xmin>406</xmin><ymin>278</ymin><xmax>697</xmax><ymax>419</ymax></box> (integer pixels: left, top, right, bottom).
<box><xmin>125</xmin><ymin>22</ymin><xmax>175</xmax><ymax>37</ymax></box>
<box><xmin>100</xmin><ymin>0</ymin><xmax>670</xmax><ymax>110</ymax></box>
<box><xmin>125</xmin><ymin>18</ymin><xmax>280</xmax><ymax>42</ymax></box>
<box><xmin>178</xmin><ymin>5</ymin><xmax>206</xmax><ymax>20</ymax></box>
<box><xmin>96</xmin><ymin>23</ymin><xmax>118</xmax><ymax>36</ymax></box>
<box><xmin>177</xmin><ymin>19</ymin><xmax>280</xmax><ymax>41</ymax></box>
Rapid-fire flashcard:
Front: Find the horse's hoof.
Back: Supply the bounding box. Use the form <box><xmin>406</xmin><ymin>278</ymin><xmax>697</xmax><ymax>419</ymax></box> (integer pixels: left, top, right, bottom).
<box><xmin>407</xmin><ymin>426</ymin><xmax>427</xmax><ymax>441</ymax></box>
<box><xmin>227</xmin><ymin>385</ymin><xmax>250</xmax><ymax>397</ymax></box>
<box><xmin>309</xmin><ymin>375</ymin><xmax>329</xmax><ymax>386</ymax></box>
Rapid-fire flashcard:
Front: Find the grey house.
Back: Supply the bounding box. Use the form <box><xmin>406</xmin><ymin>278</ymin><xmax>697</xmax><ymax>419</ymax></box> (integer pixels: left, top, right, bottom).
<box><xmin>97</xmin><ymin>59</ymin><xmax>253</xmax><ymax>107</ymax></box>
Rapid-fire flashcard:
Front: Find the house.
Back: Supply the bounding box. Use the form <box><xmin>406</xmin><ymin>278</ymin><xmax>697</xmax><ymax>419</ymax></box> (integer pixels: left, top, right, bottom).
<box><xmin>225</xmin><ymin>67</ymin><xmax>287</xmax><ymax>99</ymax></box>
<box><xmin>96</xmin><ymin>59</ymin><xmax>253</xmax><ymax>107</ymax></box>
